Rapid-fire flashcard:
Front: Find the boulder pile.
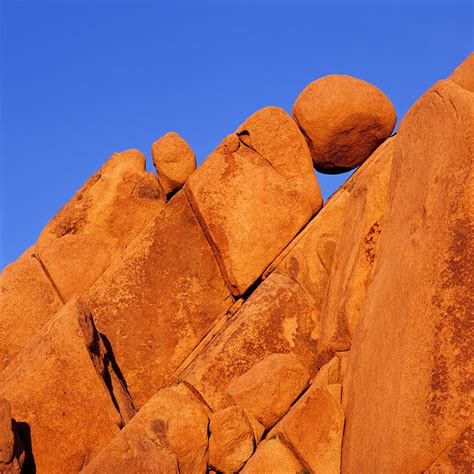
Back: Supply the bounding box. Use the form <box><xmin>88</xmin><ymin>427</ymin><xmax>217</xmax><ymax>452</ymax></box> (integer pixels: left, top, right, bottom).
<box><xmin>1</xmin><ymin>53</ymin><xmax>472</xmax><ymax>473</ymax></box>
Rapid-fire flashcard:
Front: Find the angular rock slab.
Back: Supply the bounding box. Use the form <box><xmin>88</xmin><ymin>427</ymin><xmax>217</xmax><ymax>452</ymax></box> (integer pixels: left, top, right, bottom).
<box><xmin>0</xmin><ymin>248</ymin><xmax>63</xmax><ymax>372</ymax></box>
<box><xmin>242</xmin><ymin>438</ymin><xmax>304</xmax><ymax>473</ymax></box>
<box><xmin>317</xmin><ymin>137</ymin><xmax>394</xmax><ymax>364</ymax></box>
<box><xmin>83</xmin><ymin>384</ymin><xmax>208</xmax><ymax>474</ymax></box>
<box><xmin>186</xmin><ymin>106</ymin><xmax>322</xmax><ymax>295</ymax></box>
<box><xmin>180</xmin><ymin>272</ymin><xmax>320</xmax><ymax>411</ymax></box>
<box><xmin>85</xmin><ymin>191</ymin><xmax>233</xmax><ymax>407</ymax></box>
<box><xmin>269</xmin><ymin>383</ymin><xmax>344</xmax><ymax>474</ymax></box>
<box><xmin>226</xmin><ymin>353</ymin><xmax>310</xmax><ymax>429</ymax></box>
<box><xmin>36</xmin><ymin>149</ymin><xmax>166</xmax><ymax>301</ymax></box>
<box><xmin>342</xmin><ymin>78</ymin><xmax>474</xmax><ymax>472</ymax></box>
<box><xmin>0</xmin><ymin>299</ymin><xmax>124</xmax><ymax>474</ymax></box>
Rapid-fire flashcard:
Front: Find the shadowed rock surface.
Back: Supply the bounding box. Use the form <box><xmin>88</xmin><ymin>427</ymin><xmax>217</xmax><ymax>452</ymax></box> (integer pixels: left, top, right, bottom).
<box><xmin>1</xmin><ymin>54</ymin><xmax>472</xmax><ymax>473</ymax></box>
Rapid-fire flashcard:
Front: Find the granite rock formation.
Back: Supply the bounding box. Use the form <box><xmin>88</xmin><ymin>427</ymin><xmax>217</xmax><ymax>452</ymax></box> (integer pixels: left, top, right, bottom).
<box><xmin>1</xmin><ymin>53</ymin><xmax>472</xmax><ymax>473</ymax></box>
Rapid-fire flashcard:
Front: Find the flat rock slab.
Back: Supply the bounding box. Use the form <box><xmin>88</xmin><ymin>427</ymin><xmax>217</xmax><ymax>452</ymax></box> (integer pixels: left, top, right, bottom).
<box><xmin>342</xmin><ymin>76</ymin><xmax>474</xmax><ymax>472</ymax></box>
<box><xmin>0</xmin><ymin>299</ymin><xmax>123</xmax><ymax>474</ymax></box>
<box><xmin>180</xmin><ymin>271</ymin><xmax>319</xmax><ymax>412</ymax></box>
<box><xmin>186</xmin><ymin>106</ymin><xmax>322</xmax><ymax>296</ymax></box>
<box><xmin>85</xmin><ymin>191</ymin><xmax>233</xmax><ymax>407</ymax></box>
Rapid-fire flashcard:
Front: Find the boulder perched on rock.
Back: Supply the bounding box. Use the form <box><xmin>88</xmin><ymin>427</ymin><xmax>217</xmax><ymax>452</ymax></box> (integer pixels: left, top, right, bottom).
<box><xmin>293</xmin><ymin>74</ymin><xmax>396</xmax><ymax>173</ymax></box>
<box><xmin>225</xmin><ymin>353</ymin><xmax>310</xmax><ymax>429</ymax></box>
<box><xmin>152</xmin><ymin>132</ymin><xmax>196</xmax><ymax>195</ymax></box>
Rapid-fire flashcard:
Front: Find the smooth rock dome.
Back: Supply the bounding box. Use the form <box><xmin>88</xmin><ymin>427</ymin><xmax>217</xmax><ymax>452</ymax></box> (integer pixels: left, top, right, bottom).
<box><xmin>292</xmin><ymin>74</ymin><xmax>397</xmax><ymax>173</ymax></box>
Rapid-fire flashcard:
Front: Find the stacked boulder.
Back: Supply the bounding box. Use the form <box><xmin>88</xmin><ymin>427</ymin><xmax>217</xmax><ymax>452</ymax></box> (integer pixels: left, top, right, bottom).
<box><xmin>0</xmin><ymin>53</ymin><xmax>472</xmax><ymax>473</ymax></box>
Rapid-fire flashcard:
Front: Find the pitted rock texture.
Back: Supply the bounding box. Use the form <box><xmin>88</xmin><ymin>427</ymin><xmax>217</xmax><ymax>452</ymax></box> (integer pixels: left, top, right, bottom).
<box><xmin>293</xmin><ymin>74</ymin><xmax>396</xmax><ymax>173</ymax></box>
<box><xmin>1</xmin><ymin>53</ymin><xmax>472</xmax><ymax>473</ymax></box>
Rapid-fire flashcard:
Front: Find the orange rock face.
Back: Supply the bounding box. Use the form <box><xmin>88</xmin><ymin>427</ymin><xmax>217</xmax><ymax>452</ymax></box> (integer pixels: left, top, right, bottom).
<box><xmin>0</xmin><ymin>398</ymin><xmax>24</xmax><ymax>474</ymax></box>
<box><xmin>0</xmin><ymin>248</ymin><xmax>63</xmax><ymax>372</ymax></box>
<box><xmin>186</xmin><ymin>106</ymin><xmax>322</xmax><ymax>295</ymax></box>
<box><xmin>2</xmin><ymin>54</ymin><xmax>473</xmax><ymax>473</ymax></box>
<box><xmin>83</xmin><ymin>384</ymin><xmax>209</xmax><ymax>474</ymax></box>
<box><xmin>242</xmin><ymin>438</ymin><xmax>304</xmax><ymax>473</ymax></box>
<box><xmin>84</xmin><ymin>191</ymin><xmax>233</xmax><ymax>407</ymax></box>
<box><xmin>36</xmin><ymin>149</ymin><xmax>166</xmax><ymax>301</ymax></box>
<box><xmin>317</xmin><ymin>137</ymin><xmax>394</xmax><ymax>365</ymax></box>
<box><xmin>152</xmin><ymin>132</ymin><xmax>197</xmax><ymax>195</ymax></box>
<box><xmin>208</xmin><ymin>406</ymin><xmax>258</xmax><ymax>472</ymax></box>
<box><xmin>181</xmin><ymin>272</ymin><xmax>320</xmax><ymax>411</ymax></box>
<box><xmin>225</xmin><ymin>353</ymin><xmax>310</xmax><ymax>430</ymax></box>
<box><xmin>342</xmin><ymin>77</ymin><xmax>474</xmax><ymax>472</ymax></box>
<box><xmin>293</xmin><ymin>74</ymin><xmax>396</xmax><ymax>173</ymax></box>
<box><xmin>0</xmin><ymin>299</ymin><xmax>125</xmax><ymax>473</ymax></box>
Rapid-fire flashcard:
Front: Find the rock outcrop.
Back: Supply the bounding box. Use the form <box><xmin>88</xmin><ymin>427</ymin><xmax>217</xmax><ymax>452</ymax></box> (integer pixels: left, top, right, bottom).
<box><xmin>293</xmin><ymin>74</ymin><xmax>396</xmax><ymax>173</ymax></box>
<box><xmin>1</xmin><ymin>54</ymin><xmax>472</xmax><ymax>473</ymax></box>
<box><xmin>151</xmin><ymin>132</ymin><xmax>196</xmax><ymax>196</ymax></box>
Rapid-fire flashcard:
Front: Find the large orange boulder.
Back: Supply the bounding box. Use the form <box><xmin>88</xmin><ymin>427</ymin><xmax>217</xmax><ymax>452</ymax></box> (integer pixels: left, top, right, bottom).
<box><xmin>342</xmin><ymin>73</ymin><xmax>474</xmax><ymax>470</ymax></box>
<box><xmin>317</xmin><ymin>137</ymin><xmax>394</xmax><ymax>365</ymax></box>
<box><xmin>152</xmin><ymin>132</ymin><xmax>196</xmax><ymax>195</ymax></box>
<box><xmin>0</xmin><ymin>299</ymin><xmax>127</xmax><ymax>473</ymax></box>
<box><xmin>0</xmin><ymin>248</ymin><xmax>63</xmax><ymax>372</ymax></box>
<box><xmin>83</xmin><ymin>384</ymin><xmax>209</xmax><ymax>474</ymax></box>
<box><xmin>84</xmin><ymin>191</ymin><xmax>233</xmax><ymax>407</ymax></box>
<box><xmin>180</xmin><ymin>272</ymin><xmax>319</xmax><ymax>411</ymax></box>
<box><xmin>293</xmin><ymin>74</ymin><xmax>396</xmax><ymax>173</ymax></box>
<box><xmin>36</xmin><ymin>149</ymin><xmax>166</xmax><ymax>301</ymax></box>
<box><xmin>186</xmin><ymin>106</ymin><xmax>322</xmax><ymax>295</ymax></box>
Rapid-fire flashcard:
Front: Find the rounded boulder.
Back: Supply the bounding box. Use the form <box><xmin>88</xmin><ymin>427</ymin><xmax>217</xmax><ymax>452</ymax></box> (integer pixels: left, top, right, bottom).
<box><xmin>292</xmin><ymin>74</ymin><xmax>396</xmax><ymax>173</ymax></box>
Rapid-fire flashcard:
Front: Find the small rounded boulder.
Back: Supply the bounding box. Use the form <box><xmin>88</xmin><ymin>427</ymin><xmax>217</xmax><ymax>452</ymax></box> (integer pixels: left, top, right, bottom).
<box><xmin>292</xmin><ymin>74</ymin><xmax>397</xmax><ymax>173</ymax></box>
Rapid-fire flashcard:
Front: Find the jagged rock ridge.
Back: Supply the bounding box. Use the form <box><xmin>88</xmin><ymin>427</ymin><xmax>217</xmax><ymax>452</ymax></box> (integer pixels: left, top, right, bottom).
<box><xmin>0</xmin><ymin>53</ymin><xmax>472</xmax><ymax>473</ymax></box>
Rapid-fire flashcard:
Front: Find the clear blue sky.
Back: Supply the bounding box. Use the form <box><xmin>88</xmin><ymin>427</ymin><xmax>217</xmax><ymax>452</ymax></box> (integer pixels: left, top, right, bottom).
<box><xmin>1</xmin><ymin>1</ymin><xmax>472</xmax><ymax>268</ymax></box>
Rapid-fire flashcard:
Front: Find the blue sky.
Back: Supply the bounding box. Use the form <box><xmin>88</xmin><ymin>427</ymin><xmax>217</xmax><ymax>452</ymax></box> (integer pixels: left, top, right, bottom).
<box><xmin>1</xmin><ymin>1</ymin><xmax>472</xmax><ymax>267</ymax></box>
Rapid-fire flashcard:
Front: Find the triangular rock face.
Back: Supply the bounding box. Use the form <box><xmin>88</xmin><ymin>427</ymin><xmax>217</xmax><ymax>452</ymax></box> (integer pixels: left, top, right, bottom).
<box><xmin>0</xmin><ymin>149</ymin><xmax>166</xmax><ymax>373</ymax></box>
<box><xmin>1</xmin><ymin>54</ymin><xmax>473</xmax><ymax>473</ymax></box>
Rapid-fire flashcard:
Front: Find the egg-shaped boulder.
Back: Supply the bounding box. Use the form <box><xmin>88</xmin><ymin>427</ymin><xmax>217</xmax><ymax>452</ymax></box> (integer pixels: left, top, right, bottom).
<box><xmin>292</xmin><ymin>74</ymin><xmax>396</xmax><ymax>173</ymax></box>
